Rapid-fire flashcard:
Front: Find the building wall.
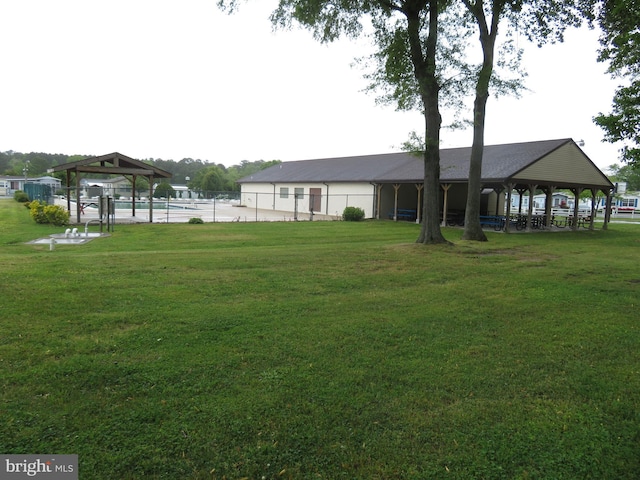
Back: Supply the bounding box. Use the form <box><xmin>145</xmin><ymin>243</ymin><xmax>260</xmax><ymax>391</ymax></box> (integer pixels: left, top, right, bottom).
<box><xmin>514</xmin><ymin>143</ymin><xmax>611</xmax><ymax>187</ymax></box>
<box><xmin>600</xmin><ymin>193</ymin><xmax>640</xmax><ymax>211</ymax></box>
<box><xmin>241</xmin><ymin>181</ymin><xmax>510</xmax><ymax>220</ymax></box>
<box><xmin>241</xmin><ymin>182</ymin><xmax>376</xmax><ymax>218</ymax></box>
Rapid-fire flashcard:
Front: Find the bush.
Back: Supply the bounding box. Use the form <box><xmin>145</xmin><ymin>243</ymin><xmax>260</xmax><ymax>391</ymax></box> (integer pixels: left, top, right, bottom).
<box><xmin>188</xmin><ymin>217</ymin><xmax>204</xmax><ymax>224</ymax></box>
<box><xmin>29</xmin><ymin>200</ymin><xmax>70</xmax><ymax>226</ymax></box>
<box><xmin>13</xmin><ymin>191</ymin><xmax>29</xmax><ymax>203</ymax></box>
<box><xmin>342</xmin><ymin>206</ymin><xmax>365</xmax><ymax>221</ymax></box>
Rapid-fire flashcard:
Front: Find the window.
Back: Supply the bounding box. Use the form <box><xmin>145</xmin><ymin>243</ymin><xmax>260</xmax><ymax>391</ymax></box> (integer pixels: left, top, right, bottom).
<box><xmin>294</xmin><ymin>188</ymin><xmax>304</xmax><ymax>199</ymax></box>
<box><xmin>618</xmin><ymin>198</ymin><xmax>637</xmax><ymax>208</ymax></box>
<box><xmin>280</xmin><ymin>187</ymin><xmax>289</xmax><ymax>199</ymax></box>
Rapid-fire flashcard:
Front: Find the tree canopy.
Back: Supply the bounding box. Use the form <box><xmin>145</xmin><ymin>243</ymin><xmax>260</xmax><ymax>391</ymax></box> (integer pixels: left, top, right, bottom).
<box><xmin>588</xmin><ymin>0</ymin><xmax>640</xmax><ymax>165</ymax></box>
<box><xmin>459</xmin><ymin>0</ymin><xmax>582</xmax><ymax>241</ymax></box>
<box><xmin>607</xmin><ymin>162</ymin><xmax>640</xmax><ymax>190</ymax></box>
<box><xmin>0</xmin><ymin>150</ymin><xmax>279</xmax><ymax>193</ymax></box>
<box><xmin>219</xmin><ymin>0</ymin><xmax>586</xmax><ymax>243</ymax></box>
<box><xmin>219</xmin><ymin>0</ymin><xmax>478</xmax><ymax>243</ymax></box>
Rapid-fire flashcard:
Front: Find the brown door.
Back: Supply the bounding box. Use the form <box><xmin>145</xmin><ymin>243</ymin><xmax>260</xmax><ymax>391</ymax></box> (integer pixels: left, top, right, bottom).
<box><xmin>309</xmin><ymin>188</ymin><xmax>322</xmax><ymax>212</ymax></box>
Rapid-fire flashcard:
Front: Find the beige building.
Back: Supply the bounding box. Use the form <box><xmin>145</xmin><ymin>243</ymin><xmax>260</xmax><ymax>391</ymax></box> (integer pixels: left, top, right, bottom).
<box><xmin>238</xmin><ymin>138</ymin><xmax>614</xmax><ymax>227</ymax></box>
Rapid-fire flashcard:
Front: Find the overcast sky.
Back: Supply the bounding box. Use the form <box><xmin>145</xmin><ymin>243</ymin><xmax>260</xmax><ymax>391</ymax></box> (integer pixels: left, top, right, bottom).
<box><xmin>0</xmin><ymin>0</ymin><xmax>624</xmax><ymax>171</ymax></box>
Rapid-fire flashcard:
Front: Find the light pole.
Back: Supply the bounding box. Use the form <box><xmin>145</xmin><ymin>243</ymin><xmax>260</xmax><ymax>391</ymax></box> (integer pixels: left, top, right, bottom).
<box><xmin>23</xmin><ymin>160</ymin><xmax>30</xmax><ymax>185</ymax></box>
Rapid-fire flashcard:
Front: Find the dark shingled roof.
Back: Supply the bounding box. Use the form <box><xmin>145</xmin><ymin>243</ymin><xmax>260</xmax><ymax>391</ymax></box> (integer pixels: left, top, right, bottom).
<box><xmin>50</xmin><ymin>152</ymin><xmax>172</xmax><ymax>178</ymax></box>
<box><xmin>239</xmin><ymin>139</ymin><xmax>575</xmax><ymax>184</ymax></box>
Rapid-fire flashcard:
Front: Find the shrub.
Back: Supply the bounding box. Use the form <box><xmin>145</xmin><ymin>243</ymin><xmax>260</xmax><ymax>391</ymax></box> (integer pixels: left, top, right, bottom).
<box><xmin>188</xmin><ymin>217</ymin><xmax>204</xmax><ymax>224</ymax></box>
<box><xmin>342</xmin><ymin>206</ymin><xmax>365</xmax><ymax>221</ymax></box>
<box><xmin>14</xmin><ymin>191</ymin><xmax>29</xmax><ymax>203</ymax></box>
<box><xmin>29</xmin><ymin>200</ymin><xmax>70</xmax><ymax>226</ymax></box>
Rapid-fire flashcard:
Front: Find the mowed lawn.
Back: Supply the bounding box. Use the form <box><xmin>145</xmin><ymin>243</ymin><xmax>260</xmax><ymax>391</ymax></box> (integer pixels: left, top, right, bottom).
<box><xmin>1</xmin><ymin>198</ymin><xmax>639</xmax><ymax>479</ymax></box>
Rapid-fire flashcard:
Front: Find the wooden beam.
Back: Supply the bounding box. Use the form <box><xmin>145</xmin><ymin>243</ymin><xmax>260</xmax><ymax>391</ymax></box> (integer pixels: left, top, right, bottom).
<box><xmin>76</xmin><ymin>166</ymin><xmax>156</xmax><ymax>176</ymax></box>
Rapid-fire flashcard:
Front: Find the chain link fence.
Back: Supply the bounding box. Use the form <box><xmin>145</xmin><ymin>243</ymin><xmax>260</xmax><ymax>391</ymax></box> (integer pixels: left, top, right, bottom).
<box><xmin>55</xmin><ymin>189</ymin><xmax>376</xmax><ymax>223</ymax></box>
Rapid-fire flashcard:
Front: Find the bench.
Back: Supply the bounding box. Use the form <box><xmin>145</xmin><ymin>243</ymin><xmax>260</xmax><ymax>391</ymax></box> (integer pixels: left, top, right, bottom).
<box><xmin>388</xmin><ymin>209</ymin><xmax>417</xmax><ymax>221</ymax></box>
<box><xmin>479</xmin><ymin>215</ymin><xmax>505</xmax><ymax>230</ymax></box>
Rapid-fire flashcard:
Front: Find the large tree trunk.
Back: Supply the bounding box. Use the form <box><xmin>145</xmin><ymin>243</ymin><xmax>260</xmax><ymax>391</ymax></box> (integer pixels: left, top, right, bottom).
<box><xmin>461</xmin><ymin>90</ymin><xmax>489</xmax><ymax>241</ymax></box>
<box><xmin>461</xmin><ymin>4</ymin><xmax>499</xmax><ymax>242</ymax></box>
<box><xmin>407</xmin><ymin>0</ymin><xmax>448</xmax><ymax>244</ymax></box>
<box><xmin>417</xmin><ymin>104</ymin><xmax>447</xmax><ymax>244</ymax></box>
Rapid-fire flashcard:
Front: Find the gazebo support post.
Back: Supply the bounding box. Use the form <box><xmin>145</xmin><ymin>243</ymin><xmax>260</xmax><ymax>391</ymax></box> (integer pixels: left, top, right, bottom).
<box><xmin>526</xmin><ymin>184</ymin><xmax>537</xmax><ymax>232</ymax></box>
<box><xmin>415</xmin><ymin>183</ymin><xmax>424</xmax><ymax>224</ymax></box>
<box><xmin>75</xmin><ymin>169</ymin><xmax>81</xmax><ymax>223</ymax></box>
<box><xmin>544</xmin><ymin>186</ymin><xmax>555</xmax><ymax>228</ymax></box>
<box><xmin>493</xmin><ymin>187</ymin><xmax>504</xmax><ymax>216</ymax></box>
<box><xmin>441</xmin><ymin>184</ymin><xmax>451</xmax><ymax>227</ymax></box>
<box><xmin>504</xmin><ymin>183</ymin><xmax>515</xmax><ymax>233</ymax></box>
<box><xmin>392</xmin><ymin>184</ymin><xmax>401</xmax><ymax>221</ymax></box>
<box><xmin>516</xmin><ymin>187</ymin><xmax>527</xmax><ymax>214</ymax></box>
<box><xmin>571</xmin><ymin>187</ymin><xmax>584</xmax><ymax>231</ymax></box>
<box><xmin>603</xmin><ymin>190</ymin><xmax>613</xmax><ymax>230</ymax></box>
<box><xmin>589</xmin><ymin>188</ymin><xmax>598</xmax><ymax>230</ymax></box>
<box><xmin>132</xmin><ymin>175</ymin><xmax>137</xmax><ymax>218</ymax></box>
<box><xmin>148</xmin><ymin>176</ymin><xmax>154</xmax><ymax>223</ymax></box>
<box><xmin>65</xmin><ymin>170</ymin><xmax>71</xmax><ymax>214</ymax></box>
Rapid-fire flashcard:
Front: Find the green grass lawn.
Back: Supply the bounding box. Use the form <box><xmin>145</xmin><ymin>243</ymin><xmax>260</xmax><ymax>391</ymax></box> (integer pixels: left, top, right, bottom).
<box><xmin>1</xmin><ymin>198</ymin><xmax>639</xmax><ymax>479</ymax></box>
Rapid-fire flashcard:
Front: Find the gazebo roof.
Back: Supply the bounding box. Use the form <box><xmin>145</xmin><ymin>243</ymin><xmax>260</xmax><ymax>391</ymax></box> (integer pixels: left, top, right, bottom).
<box><xmin>50</xmin><ymin>152</ymin><xmax>172</xmax><ymax>178</ymax></box>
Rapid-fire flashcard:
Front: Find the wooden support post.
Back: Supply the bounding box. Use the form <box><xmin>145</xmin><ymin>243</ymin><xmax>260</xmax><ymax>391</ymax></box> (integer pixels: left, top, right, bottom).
<box><xmin>148</xmin><ymin>176</ymin><xmax>154</xmax><ymax>223</ymax></box>
<box><xmin>415</xmin><ymin>183</ymin><xmax>424</xmax><ymax>224</ymax></box>
<box><xmin>66</xmin><ymin>170</ymin><xmax>71</xmax><ymax>214</ymax></box>
<box><xmin>392</xmin><ymin>184</ymin><xmax>401</xmax><ymax>221</ymax></box>
<box><xmin>504</xmin><ymin>183</ymin><xmax>515</xmax><ymax>233</ymax></box>
<box><xmin>603</xmin><ymin>190</ymin><xmax>612</xmax><ymax>230</ymax></box>
<box><xmin>589</xmin><ymin>188</ymin><xmax>598</xmax><ymax>230</ymax></box>
<box><xmin>516</xmin><ymin>187</ymin><xmax>527</xmax><ymax>214</ymax></box>
<box><xmin>75</xmin><ymin>168</ymin><xmax>81</xmax><ymax>224</ymax></box>
<box><xmin>571</xmin><ymin>187</ymin><xmax>583</xmax><ymax>231</ymax></box>
<box><xmin>526</xmin><ymin>185</ymin><xmax>537</xmax><ymax>231</ymax></box>
<box><xmin>132</xmin><ymin>175</ymin><xmax>137</xmax><ymax>218</ymax></box>
<box><xmin>440</xmin><ymin>183</ymin><xmax>451</xmax><ymax>227</ymax></box>
<box><xmin>493</xmin><ymin>186</ymin><xmax>504</xmax><ymax>216</ymax></box>
<box><xmin>544</xmin><ymin>186</ymin><xmax>555</xmax><ymax>228</ymax></box>
<box><xmin>375</xmin><ymin>184</ymin><xmax>383</xmax><ymax>220</ymax></box>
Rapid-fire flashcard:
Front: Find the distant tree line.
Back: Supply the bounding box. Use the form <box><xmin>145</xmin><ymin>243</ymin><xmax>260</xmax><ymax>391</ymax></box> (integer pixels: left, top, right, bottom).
<box><xmin>607</xmin><ymin>163</ymin><xmax>640</xmax><ymax>191</ymax></box>
<box><xmin>0</xmin><ymin>151</ymin><xmax>280</xmax><ymax>192</ymax></box>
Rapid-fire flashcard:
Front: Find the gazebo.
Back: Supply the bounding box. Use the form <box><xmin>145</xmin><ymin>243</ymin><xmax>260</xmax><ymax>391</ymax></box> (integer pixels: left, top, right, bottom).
<box><xmin>49</xmin><ymin>152</ymin><xmax>172</xmax><ymax>223</ymax></box>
